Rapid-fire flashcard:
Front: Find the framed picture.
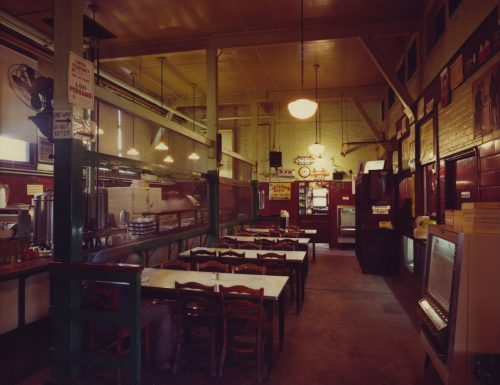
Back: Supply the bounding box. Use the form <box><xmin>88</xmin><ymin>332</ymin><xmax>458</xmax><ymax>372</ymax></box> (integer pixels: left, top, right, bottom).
<box><xmin>419</xmin><ymin>116</ymin><xmax>435</xmax><ymax>164</ymax></box>
<box><xmin>440</xmin><ymin>67</ymin><xmax>451</xmax><ymax>108</ymax></box>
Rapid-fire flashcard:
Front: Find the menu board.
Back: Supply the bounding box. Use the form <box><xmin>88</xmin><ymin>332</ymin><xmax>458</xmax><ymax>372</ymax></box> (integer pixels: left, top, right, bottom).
<box><xmin>269</xmin><ymin>183</ymin><xmax>291</xmax><ymax>200</ymax></box>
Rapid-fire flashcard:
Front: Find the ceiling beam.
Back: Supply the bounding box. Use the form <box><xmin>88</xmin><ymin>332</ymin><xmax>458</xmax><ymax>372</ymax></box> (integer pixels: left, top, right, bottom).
<box><xmin>172</xmin><ymin>85</ymin><xmax>386</xmax><ymax>107</ymax></box>
<box><xmin>359</xmin><ymin>35</ymin><xmax>414</xmax><ymax>120</ymax></box>
<box><xmin>349</xmin><ymin>97</ymin><xmax>384</xmax><ymax>143</ymax></box>
<box><xmin>99</xmin><ymin>19</ymin><xmax>419</xmax><ymax>59</ymax></box>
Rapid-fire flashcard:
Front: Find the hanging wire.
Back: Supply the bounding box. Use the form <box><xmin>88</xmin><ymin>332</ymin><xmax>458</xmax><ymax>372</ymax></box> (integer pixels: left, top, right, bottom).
<box><xmin>314</xmin><ymin>64</ymin><xmax>319</xmax><ymax>142</ymax></box>
<box><xmin>160</xmin><ymin>58</ymin><xmax>164</xmax><ymax>106</ymax></box>
<box><xmin>192</xmin><ymin>84</ymin><xmax>196</xmax><ymax>132</ymax></box>
<box><xmin>131</xmin><ymin>73</ymin><xmax>136</xmax><ymax>147</ymax></box>
<box><xmin>341</xmin><ymin>93</ymin><xmax>344</xmax><ymax>145</ymax></box>
<box><xmin>300</xmin><ymin>0</ymin><xmax>305</xmax><ymax>90</ymax></box>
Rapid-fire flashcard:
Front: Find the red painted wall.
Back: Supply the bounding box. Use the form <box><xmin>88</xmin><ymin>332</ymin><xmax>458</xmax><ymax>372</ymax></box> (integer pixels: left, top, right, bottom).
<box><xmin>0</xmin><ymin>173</ymin><xmax>53</xmax><ymax>205</ymax></box>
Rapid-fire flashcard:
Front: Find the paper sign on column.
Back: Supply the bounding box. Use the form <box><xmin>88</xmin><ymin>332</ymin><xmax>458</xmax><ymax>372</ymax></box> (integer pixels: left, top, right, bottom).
<box><xmin>68</xmin><ymin>51</ymin><xmax>94</xmax><ymax>110</ymax></box>
<box><xmin>53</xmin><ymin>109</ymin><xmax>73</xmax><ymax>139</ymax></box>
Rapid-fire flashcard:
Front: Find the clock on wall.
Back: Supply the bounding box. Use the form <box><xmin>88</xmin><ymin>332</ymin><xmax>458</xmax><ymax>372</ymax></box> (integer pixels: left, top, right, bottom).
<box><xmin>298</xmin><ymin>166</ymin><xmax>310</xmax><ymax>178</ymax></box>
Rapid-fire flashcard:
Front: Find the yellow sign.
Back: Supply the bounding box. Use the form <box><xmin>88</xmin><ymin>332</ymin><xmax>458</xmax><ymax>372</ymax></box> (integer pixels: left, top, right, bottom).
<box><xmin>269</xmin><ymin>183</ymin><xmax>291</xmax><ymax>200</ymax></box>
<box><xmin>378</xmin><ymin>221</ymin><xmax>393</xmax><ymax>229</ymax></box>
<box><xmin>27</xmin><ymin>184</ymin><xmax>44</xmax><ymax>196</ymax></box>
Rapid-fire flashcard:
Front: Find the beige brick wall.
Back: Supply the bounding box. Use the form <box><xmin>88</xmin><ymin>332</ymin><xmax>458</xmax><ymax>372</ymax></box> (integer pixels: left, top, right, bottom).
<box><xmin>246</xmin><ymin>100</ymin><xmax>381</xmax><ymax>182</ymax></box>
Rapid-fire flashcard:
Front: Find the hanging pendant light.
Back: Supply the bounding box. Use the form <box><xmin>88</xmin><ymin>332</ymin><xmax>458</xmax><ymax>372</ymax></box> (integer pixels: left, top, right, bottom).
<box><xmin>163</xmin><ymin>155</ymin><xmax>174</xmax><ymax>163</ymax></box>
<box><xmin>126</xmin><ymin>73</ymin><xmax>139</xmax><ymax>156</ymax></box>
<box><xmin>188</xmin><ymin>84</ymin><xmax>199</xmax><ymax>161</ymax></box>
<box><xmin>155</xmin><ymin>58</ymin><xmax>169</xmax><ymax>151</ymax></box>
<box><xmin>288</xmin><ymin>0</ymin><xmax>317</xmax><ymax>120</ymax></box>
<box><xmin>308</xmin><ymin>64</ymin><xmax>324</xmax><ymax>156</ymax></box>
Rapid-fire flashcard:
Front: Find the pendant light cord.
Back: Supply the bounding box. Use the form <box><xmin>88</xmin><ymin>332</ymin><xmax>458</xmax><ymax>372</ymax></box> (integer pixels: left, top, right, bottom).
<box><xmin>160</xmin><ymin>58</ymin><xmax>164</xmax><ymax>140</ymax></box>
<box><xmin>192</xmin><ymin>84</ymin><xmax>196</xmax><ymax>132</ymax></box>
<box><xmin>300</xmin><ymin>0</ymin><xmax>304</xmax><ymax>90</ymax></box>
<box><xmin>314</xmin><ymin>64</ymin><xmax>319</xmax><ymax>142</ymax></box>
<box><xmin>131</xmin><ymin>73</ymin><xmax>135</xmax><ymax>146</ymax></box>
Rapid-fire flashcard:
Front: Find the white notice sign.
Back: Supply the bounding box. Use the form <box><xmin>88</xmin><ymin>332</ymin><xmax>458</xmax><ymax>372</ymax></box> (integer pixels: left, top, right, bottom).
<box><xmin>68</xmin><ymin>51</ymin><xmax>94</xmax><ymax>110</ymax></box>
<box><xmin>52</xmin><ymin>109</ymin><xmax>73</xmax><ymax>139</ymax></box>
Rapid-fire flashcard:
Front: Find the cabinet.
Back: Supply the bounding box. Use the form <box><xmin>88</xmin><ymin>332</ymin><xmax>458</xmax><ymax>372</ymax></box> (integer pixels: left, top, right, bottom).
<box><xmin>355</xmin><ymin>171</ymin><xmax>397</xmax><ymax>275</ymax></box>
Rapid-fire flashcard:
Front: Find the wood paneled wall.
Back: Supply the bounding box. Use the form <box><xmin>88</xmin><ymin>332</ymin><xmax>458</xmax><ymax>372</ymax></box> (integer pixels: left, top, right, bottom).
<box><xmin>479</xmin><ymin>138</ymin><xmax>500</xmax><ymax>200</ymax></box>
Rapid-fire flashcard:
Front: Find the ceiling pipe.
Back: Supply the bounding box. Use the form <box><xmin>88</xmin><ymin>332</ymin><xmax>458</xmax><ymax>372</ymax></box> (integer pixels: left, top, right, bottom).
<box><xmin>0</xmin><ymin>9</ymin><xmax>207</xmax><ymax>132</ymax></box>
<box><xmin>201</xmin><ymin>115</ymin><xmax>275</xmax><ymax>121</ymax></box>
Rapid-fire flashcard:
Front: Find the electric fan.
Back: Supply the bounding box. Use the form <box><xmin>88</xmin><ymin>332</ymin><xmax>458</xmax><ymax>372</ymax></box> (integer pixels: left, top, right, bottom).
<box><xmin>8</xmin><ymin>64</ymin><xmax>54</xmax><ymax>141</ymax></box>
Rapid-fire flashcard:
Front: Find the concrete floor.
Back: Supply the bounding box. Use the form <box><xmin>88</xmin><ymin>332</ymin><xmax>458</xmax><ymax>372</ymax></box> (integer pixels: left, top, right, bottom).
<box><xmin>14</xmin><ymin>245</ymin><xmax>443</xmax><ymax>385</ymax></box>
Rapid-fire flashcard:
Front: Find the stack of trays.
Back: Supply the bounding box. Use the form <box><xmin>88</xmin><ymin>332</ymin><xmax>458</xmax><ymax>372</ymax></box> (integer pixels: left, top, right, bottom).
<box><xmin>445</xmin><ymin>210</ymin><xmax>463</xmax><ymax>230</ymax></box>
<box><xmin>127</xmin><ymin>217</ymin><xmax>156</xmax><ymax>238</ymax></box>
<box><xmin>461</xmin><ymin>202</ymin><xmax>500</xmax><ymax>233</ymax></box>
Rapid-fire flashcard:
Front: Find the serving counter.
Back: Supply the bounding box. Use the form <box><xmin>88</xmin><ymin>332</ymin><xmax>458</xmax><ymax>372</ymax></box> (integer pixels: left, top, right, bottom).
<box><xmin>0</xmin><ymin>257</ymin><xmax>51</xmax><ymax>334</ymax></box>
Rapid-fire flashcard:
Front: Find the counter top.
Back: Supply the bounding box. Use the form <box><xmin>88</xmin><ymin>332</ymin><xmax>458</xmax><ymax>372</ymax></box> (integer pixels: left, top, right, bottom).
<box><xmin>0</xmin><ymin>257</ymin><xmax>52</xmax><ymax>281</ymax></box>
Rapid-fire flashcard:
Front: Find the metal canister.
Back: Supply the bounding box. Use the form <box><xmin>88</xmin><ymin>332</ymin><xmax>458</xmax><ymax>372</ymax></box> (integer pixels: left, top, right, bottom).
<box><xmin>32</xmin><ymin>191</ymin><xmax>54</xmax><ymax>249</ymax></box>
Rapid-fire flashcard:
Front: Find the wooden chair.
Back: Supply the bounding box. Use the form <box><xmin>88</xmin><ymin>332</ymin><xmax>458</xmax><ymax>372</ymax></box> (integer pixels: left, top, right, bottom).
<box><xmin>219</xmin><ymin>236</ymin><xmax>238</xmax><ymax>244</ymax></box>
<box><xmin>212</xmin><ymin>241</ymin><xmax>233</xmax><ymax>248</ymax></box>
<box><xmin>190</xmin><ymin>249</ymin><xmax>217</xmax><ymax>264</ymax></box>
<box><xmin>277</xmin><ymin>238</ymin><xmax>299</xmax><ymax>248</ymax></box>
<box><xmin>196</xmin><ymin>260</ymin><xmax>229</xmax><ymax>273</ymax></box>
<box><xmin>84</xmin><ymin>284</ymin><xmax>151</xmax><ymax>385</ymax></box>
<box><xmin>219</xmin><ymin>285</ymin><xmax>271</xmax><ymax>382</ymax></box>
<box><xmin>218</xmin><ymin>250</ymin><xmax>246</xmax><ymax>258</ymax></box>
<box><xmin>255</xmin><ymin>238</ymin><xmax>276</xmax><ymax>249</ymax></box>
<box><xmin>174</xmin><ymin>282</ymin><xmax>217</xmax><ymax>376</ymax></box>
<box><xmin>270</xmin><ymin>242</ymin><xmax>296</xmax><ymax>251</ymax></box>
<box><xmin>236</xmin><ymin>242</ymin><xmax>261</xmax><ymax>250</ymax></box>
<box><xmin>160</xmin><ymin>260</ymin><xmax>191</xmax><ymax>271</ymax></box>
<box><xmin>232</xmin><ymin>263</ymin><xmax>266</xmax><ymax>275</ymax></box>
<box><xmin>257</xmin><ymin>252</ymin><xmax>295</xmax><ymax>302</ymax></box>
<box><xmin>236</xmin><ymin>231</ymin><xmax>254</xmax><ymax>236</ymax></box>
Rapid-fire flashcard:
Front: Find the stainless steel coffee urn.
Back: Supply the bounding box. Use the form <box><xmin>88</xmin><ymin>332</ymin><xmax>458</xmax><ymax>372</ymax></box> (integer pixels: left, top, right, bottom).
<box><xmin>32</xmin><ymin>191</ymin><xmax>54</xmax><ymax>249</ymax></box>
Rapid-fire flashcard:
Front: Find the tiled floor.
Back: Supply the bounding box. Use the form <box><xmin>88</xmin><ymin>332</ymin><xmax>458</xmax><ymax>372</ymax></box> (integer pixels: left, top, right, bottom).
<box><xmin>13</xmin><ymin>245</ymin><xmax>443</xmax><ymax>385</ymax></box>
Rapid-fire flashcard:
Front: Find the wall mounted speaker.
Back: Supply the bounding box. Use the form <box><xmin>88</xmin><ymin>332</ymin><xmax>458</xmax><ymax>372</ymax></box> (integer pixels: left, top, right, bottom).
<box><xmin>269</xmin><ymin>151</ymin><xmax>282</xmax><ymax>168</ymax></box>
<box><xmin>333</xmin><ymin>172</ymin><xmax>345</xmax><ymax>180</ymax></box>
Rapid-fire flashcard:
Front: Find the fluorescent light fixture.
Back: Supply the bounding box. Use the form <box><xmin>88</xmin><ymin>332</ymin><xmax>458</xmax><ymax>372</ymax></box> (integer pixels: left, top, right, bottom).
<box><xmin>155</xmin><ymin>141</ymin><xmax>169</xmax><ymax>150</ymax></box>
<box><xmin>188</xmin><ymin>152</ymin><xmax>200</xmax><ymax>160</ymax></box>
<box><xmin>126</xmin><ymin>147</ymin><xmax>139</xmax><ymax>156</ymax></box>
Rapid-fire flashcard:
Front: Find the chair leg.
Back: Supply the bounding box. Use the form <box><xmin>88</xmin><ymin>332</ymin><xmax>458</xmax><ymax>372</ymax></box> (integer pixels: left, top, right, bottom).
<box><xmin>116</xmin><ymin>338</ymin><xmax>123</xmax><ymax>385</ymax></box>
<box><xmin>218</xmin><ymin>333</ymin><xmax>227</xmax><ymax>377</ymax></box>
<box><xmin>210</xmin><ymin>325</ymin><xmax>216</xmax><ymax>376</ymax></box>
<box><xmin>257</xmin><ymin>338</ymin><xmax>262</xmax><ymax>383</ymax></box>
<box><xmin>144</xmin><ymin>326</ymin><xmax>151</xmax><ymax>367</ymax></box>
<box><xmin>173</xmin><ymin>326</ymin><xmax>183</xmax><ymax>374</ymax></box>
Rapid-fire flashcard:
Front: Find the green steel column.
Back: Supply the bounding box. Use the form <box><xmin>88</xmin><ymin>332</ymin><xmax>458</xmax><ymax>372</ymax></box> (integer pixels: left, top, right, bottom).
<box><xmin>206</xmin><ymin>48</ymin><xmax>219</xmax><ymax>242</ymax></box>
<box><xmin>252</xmin><ymin>179</ymin><xmax>259</xmax><ymax>222</ymax></box>
<box><xmin>51</xmin><ymin>0</ymin><xmax>84</xmax><ymax>382</ymax></box>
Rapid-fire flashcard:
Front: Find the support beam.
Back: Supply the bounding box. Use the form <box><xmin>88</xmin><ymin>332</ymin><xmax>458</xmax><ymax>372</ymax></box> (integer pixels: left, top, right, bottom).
<box><xmin>51</xmin><ymin>0</ymin><xmax>83</xmax><ymax>382</ymax></box>
<box><xmin>206</xmin><ymin>48</ymin><xmax>219</xmax><ymax>243</ymax></box>
<box><xmin>173</xmin><ymin>85</ymin><xmax>386</xmax><ymax>107</ymax></box>
<box><xmin>350</xmin><ymin>97</ymin><xmax>383</xmax><ymax>142</ymax></box>
<box><xmin>359</xmin><ymin>35</ymin><xmax>415</xmax><ymax>120</ymax></box>
<box><xmin>99</xmin><ymin>19</ymin><xmax>419</xmax><ymax>59</ymax></box>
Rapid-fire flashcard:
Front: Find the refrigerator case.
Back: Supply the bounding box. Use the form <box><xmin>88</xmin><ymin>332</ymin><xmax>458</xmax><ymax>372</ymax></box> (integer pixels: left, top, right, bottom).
<box><xmin>106</xmin><ymin>187</ymin><xmax>162</xmax><ymax>224</ymax></box>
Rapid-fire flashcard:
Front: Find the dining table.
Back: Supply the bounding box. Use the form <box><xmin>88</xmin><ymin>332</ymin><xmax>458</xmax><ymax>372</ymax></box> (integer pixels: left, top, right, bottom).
<box><xmin>178</xmin><ymin>247</ymin><xmax>307</xmax><ymax>313</ymax></box>
<box><xmin>140</xmin><ymin>267</ymin><xmax>289</xmax><ymax>350</ymax></box>
<box><xmin>245</xmin><ymin>228</ymin><xmax>318</xmax><ymax>261</ymax></box>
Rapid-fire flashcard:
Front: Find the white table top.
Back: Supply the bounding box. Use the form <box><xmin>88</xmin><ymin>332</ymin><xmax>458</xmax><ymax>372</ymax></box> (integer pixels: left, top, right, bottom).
<box><xmin>225</xmin><ymin>235</ymin><xmax>310</xmax><ymax>245</ymax></box>
<box><xmin>179</xmin><ymin>247</ymin><xmax>306</xmax><ymax>263</ymax></box>
<box><xmin>141</xmin><ymin>268</ymin><xmax>288</xmax><ymax>301</ymax></box>
<box><xmin>247</xmin><ymin>228</ymin><xmax>317</xmax><ymax>235</ymax></box>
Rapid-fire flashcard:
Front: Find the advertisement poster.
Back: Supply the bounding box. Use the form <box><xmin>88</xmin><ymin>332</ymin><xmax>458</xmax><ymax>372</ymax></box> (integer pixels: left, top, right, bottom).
<box><xmin>419</xmin><ymin>118</ymin><xmax>435</xmax><ymax>164</ymax></box>
<box><xmin>440</xmin><ymin>67</ymin><xmax>451</xmax><ymax>108</ymax></box>
<box><xmin>449</xmin><ymin>55</ymin><xmax>463</xmax><ymax>90</ymax></box>
<box><xmin>269</xmin><ymin>183</ymin><xmax>291</xmax><ymax>200</ymax></box>
<box><xmin>68</xmin><ymin>51</ymin><xmax>94</xmax><ymax>110</ymax></box>
<box><xmin>472</xmin><ymin>61</ymin><xmax>500</xmax><ymax>139</ymax></box>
